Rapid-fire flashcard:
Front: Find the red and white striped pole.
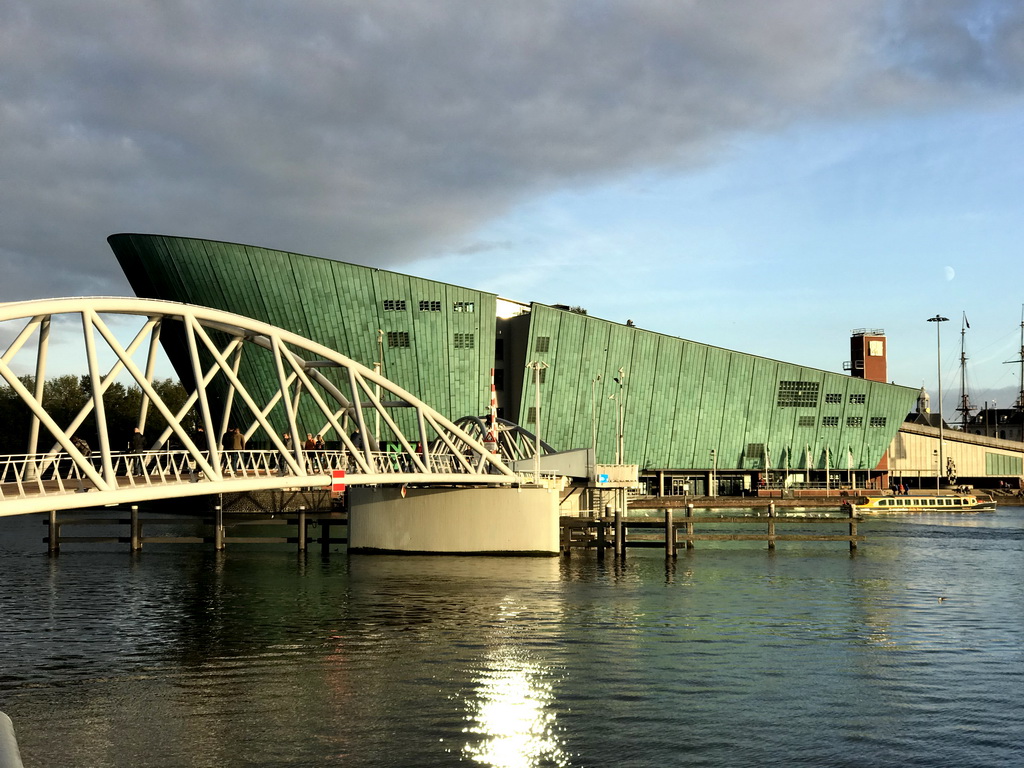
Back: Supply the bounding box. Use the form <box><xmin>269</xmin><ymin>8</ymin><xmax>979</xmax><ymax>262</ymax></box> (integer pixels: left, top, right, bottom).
<box><xmin>485</xmin><ymin>368</ymin><xmax>498</xmax><ymax>452</ymax></box>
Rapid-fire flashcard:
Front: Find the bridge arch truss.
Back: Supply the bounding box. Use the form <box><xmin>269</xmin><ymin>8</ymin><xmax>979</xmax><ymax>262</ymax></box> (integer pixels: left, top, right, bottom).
<box><xmin>0</xmin><ymin>297</ymin><xmax>518</xmax><ymax>515</ymax></box>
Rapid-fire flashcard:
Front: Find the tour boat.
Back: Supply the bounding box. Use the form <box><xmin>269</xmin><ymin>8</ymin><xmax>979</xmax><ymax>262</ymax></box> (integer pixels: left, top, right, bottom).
<box><xmin>849</xmin><ymin>493</ymin><xmax>996</xmax><ymax>514</ymax></box>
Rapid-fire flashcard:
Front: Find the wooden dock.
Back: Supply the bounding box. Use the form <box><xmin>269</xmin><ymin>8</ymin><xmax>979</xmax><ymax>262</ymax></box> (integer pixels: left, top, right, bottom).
<box><xmin>43</xmin><ymin>506</ymin><xmax>348</xmax><ymax>555</ymax></box>
<box><xmin>560</xmin><ymin>503</ymin><xmax>863</xmax><ymax>557</ymax></box>
<box><xmin>40</xmin><ymin>501</ymin><xmax>861</xmax><ymax>558</ymax></box>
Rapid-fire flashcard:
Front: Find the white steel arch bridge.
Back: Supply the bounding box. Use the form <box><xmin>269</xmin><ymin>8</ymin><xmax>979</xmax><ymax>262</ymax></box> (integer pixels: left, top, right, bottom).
<box><xmin>0</xmin><ymin>298</ymin><xmax>528</xmax><ymax>517</ymax></box>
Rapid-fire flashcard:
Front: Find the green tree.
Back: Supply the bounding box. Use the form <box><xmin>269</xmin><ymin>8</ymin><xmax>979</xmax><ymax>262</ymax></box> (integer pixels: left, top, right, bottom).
<box><xmin>0</xmin><ymin>375</ymin><xmax>194</xmax><ymax>454</ymax></box>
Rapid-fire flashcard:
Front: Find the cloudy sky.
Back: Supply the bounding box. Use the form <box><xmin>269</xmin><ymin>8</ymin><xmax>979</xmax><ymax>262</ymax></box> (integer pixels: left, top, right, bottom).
<box><xmin>3</xmin><ymin>0</ymin><xmax>1024</xmax><ymax>413</ymax></box>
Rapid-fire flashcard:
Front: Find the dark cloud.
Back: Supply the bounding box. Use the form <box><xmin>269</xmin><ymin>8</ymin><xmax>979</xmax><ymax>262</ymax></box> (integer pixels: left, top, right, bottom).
<box><xmin>2</xmin><ymin>0</ymin><xmax>1023</xmax><ymax>301</ymax></box>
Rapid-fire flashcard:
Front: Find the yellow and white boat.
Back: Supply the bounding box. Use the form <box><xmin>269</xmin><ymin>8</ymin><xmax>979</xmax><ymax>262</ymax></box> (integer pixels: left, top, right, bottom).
<box><xmin>849</xmin><ymin>493</ymin><xmax>996</xmax><ymax>513</ymax></box>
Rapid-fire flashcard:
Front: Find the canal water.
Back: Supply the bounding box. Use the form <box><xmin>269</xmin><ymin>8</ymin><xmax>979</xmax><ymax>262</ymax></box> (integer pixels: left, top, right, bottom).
<box><xmin>2</xmin><ymin>507</ymin><xmax>1023</xmax><ymax>767</ymax></box>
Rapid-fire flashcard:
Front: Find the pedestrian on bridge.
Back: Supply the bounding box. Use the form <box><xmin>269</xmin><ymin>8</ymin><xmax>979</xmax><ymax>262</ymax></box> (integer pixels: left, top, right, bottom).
<box><xmin>304</xmin><ymin>433</ymin><xmax>319</xmax><ymax>473</ymax></box>
<box><xmin>130</xmin><ymin>427</ymin><xmax>145</xmax><ymax>475</ymax></box>
<box><xmin>277</xmin><ymin>432</ymin><xmax>293</xmax><ymax>476</ymax></box>
<box><xmin>315</xmin><ymin>434</ymin><xmax>327</xmax><ymax>471</ymax></box>
<box><xmin>224</xmin><ymin>427</ymin><xmax>245</xmax><ymax>473</ymax></box>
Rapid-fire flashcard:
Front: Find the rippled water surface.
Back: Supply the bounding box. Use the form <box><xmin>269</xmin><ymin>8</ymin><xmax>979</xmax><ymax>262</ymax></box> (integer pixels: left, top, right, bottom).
<box><xmin>2</xmin><ymin>508</ymin><xmax>1024</xmax><ymax>767</ymax></box>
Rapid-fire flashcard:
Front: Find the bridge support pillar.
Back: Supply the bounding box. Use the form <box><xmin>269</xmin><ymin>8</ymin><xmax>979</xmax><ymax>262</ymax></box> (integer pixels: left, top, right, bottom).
<box><xmin>297</xmin><ymin>507</ymin><xmax>307</xmax><ymax>552</ymax></box>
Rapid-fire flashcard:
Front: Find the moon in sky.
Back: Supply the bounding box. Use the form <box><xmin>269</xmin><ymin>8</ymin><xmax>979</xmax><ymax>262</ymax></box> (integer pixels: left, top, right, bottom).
<box><xmin>944</xmin><ymin>266</ymin><xmax>955</xmax><ymax>281</ymax></box>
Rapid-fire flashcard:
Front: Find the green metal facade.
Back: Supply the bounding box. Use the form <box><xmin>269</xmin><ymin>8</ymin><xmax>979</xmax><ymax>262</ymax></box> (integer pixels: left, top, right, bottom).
<box><xmin>109</xmin><ymin>234</ymin><xmax>497</xmax><ymax>438</ymax></box>
<box><xmin>110</xmin><ymin>234</ymin><xmax>918</xmax><ymax>470</ymax></box>
<box><xmin>519</xmin><ymin>305</ymin><xmax>918</xmax><ymax>471</ymax></box>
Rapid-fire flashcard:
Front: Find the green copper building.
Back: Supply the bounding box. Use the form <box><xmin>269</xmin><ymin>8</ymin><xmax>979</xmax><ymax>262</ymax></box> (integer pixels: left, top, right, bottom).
<box><xmin>110</xmin><ymin>233</ymin><xmax>918</xmax><ymax>495</ymax></box>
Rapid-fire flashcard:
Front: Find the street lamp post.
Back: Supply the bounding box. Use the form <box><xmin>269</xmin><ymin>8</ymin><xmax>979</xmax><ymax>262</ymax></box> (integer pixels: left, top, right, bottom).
<box><xmin>611</xmin><ymin>368</ymin><xmax>625</xmax><ymax>464</ymax></box>
<box><xmin>927</xmin><ymin>314</ymin><xmax>949</xmax><ymax>490</ymax></box>
<box><xmin>526</xmin><ymin>361</ymin><xmax>548</xmax><ymax>483</ymax></box>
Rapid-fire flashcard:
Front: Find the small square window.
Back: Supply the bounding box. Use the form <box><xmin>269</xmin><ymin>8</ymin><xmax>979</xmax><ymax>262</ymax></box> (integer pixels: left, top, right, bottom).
<box><xmin>822</xmin><ymin>416</ymin><xmax>839</xmax><ymax>427</ymax></box>
<box><xmin>847</xmin><ymin>416</ymin><xmax>863</xmax><ymax>428</ymax></box>
<box><xmin>419</xmin><ymin>300</ymin><xmax>442</xmax><ymax>312</ymax></box>
<box><xmin>798</xmin><ymin>415</ymin><xmax>815</xmax><ymax>427</ymax></box>
<box><xmin>849</xmin><ymin>393</ymin><xmax>866</xmax><ymax>404</ymax></box>
<box><xmin>825</xmin><ymin>393</ymin><xmax>842</xmax><ymax>404</ymax></box>
<box><xmin>453</xmin><ymin>301</ymin><xmax>475</xmax><ymax>313</ymax></box>
<box><xmin>777</xmin><ymin>381</ymin><xmax>819</xmax><ymax>408</ymax></box>
<box><xmin>536</xmin><ymin>336</ymin><xmax>551</xmax><ymax>353</ymax></box>
<box><xmin>387</xmin><ymin>331</ymin><xmax>410</xmax><ymax>348</ymax></box>
<box><xmin>383</xmin><ymin>299</ymin><xmax>406</xmax><ymax>312</ymax></box>
<box><xmin>454</xmin><ymin>332</ymin><xmax>475</xmax><ymax>349</ymax></box>
<box><xmin>870</xmin><ymin>416</ymin><xmax>887</xmax><ymax>428</ymax></box>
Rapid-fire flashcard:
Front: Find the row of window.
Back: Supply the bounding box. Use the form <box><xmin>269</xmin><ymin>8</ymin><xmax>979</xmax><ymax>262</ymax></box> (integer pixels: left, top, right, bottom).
<box><xmin>795</xmin><ymin>415</ymin><xmax>887</xmax><ymax>427</ymax></box>
<box><xmin>825</xmin><ymin>392</ymin><xmax>866</xmax><ymax>404</ymax></box>
<box><xmin>778</xmin><ymin>381</ymin><xmax>870</xmax><ymax>407</ymax></box>
<box><xmin>529</xmin><ymin>411</ymin><xmax>885</xmax><ymax>429</ymax></box>
<box><xmin>385</xmin><ymin>331</ymin><xmax>475</xmax><ymax>349</ymax></box>
<box><xmin>873</xmin><ymin>497</ymin><xmax>970</xmax><ymax>507</ymax></box>
<box><xmin>819</xmin><ymin>416</ymin><xmax>887</xmax><ymax>428</ymax></box>
<box><xmin>383</xmin><ymin>299</ymin><xmax>476</xmax><ymax>313</ymax></box>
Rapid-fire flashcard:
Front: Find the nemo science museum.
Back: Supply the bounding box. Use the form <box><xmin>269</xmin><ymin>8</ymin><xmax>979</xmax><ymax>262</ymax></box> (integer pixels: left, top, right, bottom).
<box><xmin>110</xmin><ymin>233</ymin><xmax>918</xmax><ymax>498</ymax></box>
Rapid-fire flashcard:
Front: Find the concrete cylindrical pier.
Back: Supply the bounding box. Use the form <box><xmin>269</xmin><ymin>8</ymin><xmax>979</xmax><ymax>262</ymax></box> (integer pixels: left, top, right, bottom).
<box><xmin>348</xmin><ymin>485</ymin><xmax>559</xmax><ymax>555</ymax></box>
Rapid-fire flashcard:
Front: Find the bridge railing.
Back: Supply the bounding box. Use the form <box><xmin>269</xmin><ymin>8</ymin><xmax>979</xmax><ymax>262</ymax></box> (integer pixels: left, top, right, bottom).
<box><xmin>0</xmin><ymin>446</ymin><xmax>511</xmax><ymax>504</ymax></box>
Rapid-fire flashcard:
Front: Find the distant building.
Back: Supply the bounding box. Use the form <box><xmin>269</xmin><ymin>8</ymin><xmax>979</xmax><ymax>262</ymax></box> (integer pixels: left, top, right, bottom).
<box><xmin>964</xmin><ymin>407</ymin><xmax>1024</xmax><ymax>442</ymax></box>
<box><xmin>905</xmin><ymin>386</ymin><xmax>948</xmax><ymax>429</ymax></box>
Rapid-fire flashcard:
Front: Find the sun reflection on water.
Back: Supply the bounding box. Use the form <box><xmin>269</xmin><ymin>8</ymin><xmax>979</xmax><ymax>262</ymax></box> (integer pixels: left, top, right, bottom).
<box><xmin>460</xmin><ymin>646</ymin><xmax>570</xmax><ymax>767</ymax></box>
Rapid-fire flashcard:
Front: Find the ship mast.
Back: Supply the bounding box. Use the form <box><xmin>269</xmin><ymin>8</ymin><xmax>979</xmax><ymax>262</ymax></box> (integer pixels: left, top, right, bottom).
<box><xmin>956</xmin><ymin>312</ymin><xmax>974</xmax><ymax>430</ymax></box>
<box><xmin>1018</xmin><ymin>306</ymin><xmax>1024</xmax><ymax>411</ymax></box>
<box><xmin>1005</xmin><ymin>305</ymin><xmax>1024</xmax><ymax>412</ymax></box>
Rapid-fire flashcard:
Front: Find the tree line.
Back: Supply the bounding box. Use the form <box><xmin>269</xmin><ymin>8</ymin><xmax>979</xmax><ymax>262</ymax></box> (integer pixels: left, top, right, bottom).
<box><xmin>0</xmin><ymin>375</ymin><xmax>193</xmax><ymax>455</ymax></box>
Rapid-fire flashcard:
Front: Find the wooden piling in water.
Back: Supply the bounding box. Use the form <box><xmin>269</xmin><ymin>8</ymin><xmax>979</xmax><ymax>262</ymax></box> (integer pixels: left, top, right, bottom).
<box><xmin>48</xmin><ymin>510</ymin><xmax>59</xmax><ymax>555</ymax></box>
<box><xmin>130</xmin><ymin>506</ymin><xmax>141</xmax><ymax>551</ymax></box>
<box><xmin>320</xmin><ymin>520</ymin><xmax>331</xmax><ymax>556</ymax></box>
<box><xmin>559</xmin><ymin>507</ymin><xmax>864</xmax><ymax>558</ymax></box>
<box><xmin>613</xmin><ymin>508</ymin><xmax>623</xmax><ymax>558</ymax></box>
<box><xmin>38</xmin><ymin>508</ymin><xmax>348</xmax><ymax>554</ymax></box>
<box><xmin>214</xmin><ymin>505</ymin><xmax>224</xmax><ymax>551</ymax></box>
<box><xmin>664</xmin><ymin>507</ymin><xmax>675</xmax><ymax>559</ymax></box>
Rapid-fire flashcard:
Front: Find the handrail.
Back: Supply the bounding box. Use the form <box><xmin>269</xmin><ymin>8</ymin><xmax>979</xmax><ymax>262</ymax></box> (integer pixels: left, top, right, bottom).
<box><xmin>0</xmin><ymin>448</ymin><xmax>515</xmax><ymax>511</ymax></box>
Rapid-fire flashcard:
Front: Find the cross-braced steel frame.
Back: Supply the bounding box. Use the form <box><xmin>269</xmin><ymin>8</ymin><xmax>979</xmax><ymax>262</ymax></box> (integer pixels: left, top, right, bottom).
<box><xmin>0</xmin><ymin>298</ymin><xmax>518</xmax><ymax>516</ymax></box>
